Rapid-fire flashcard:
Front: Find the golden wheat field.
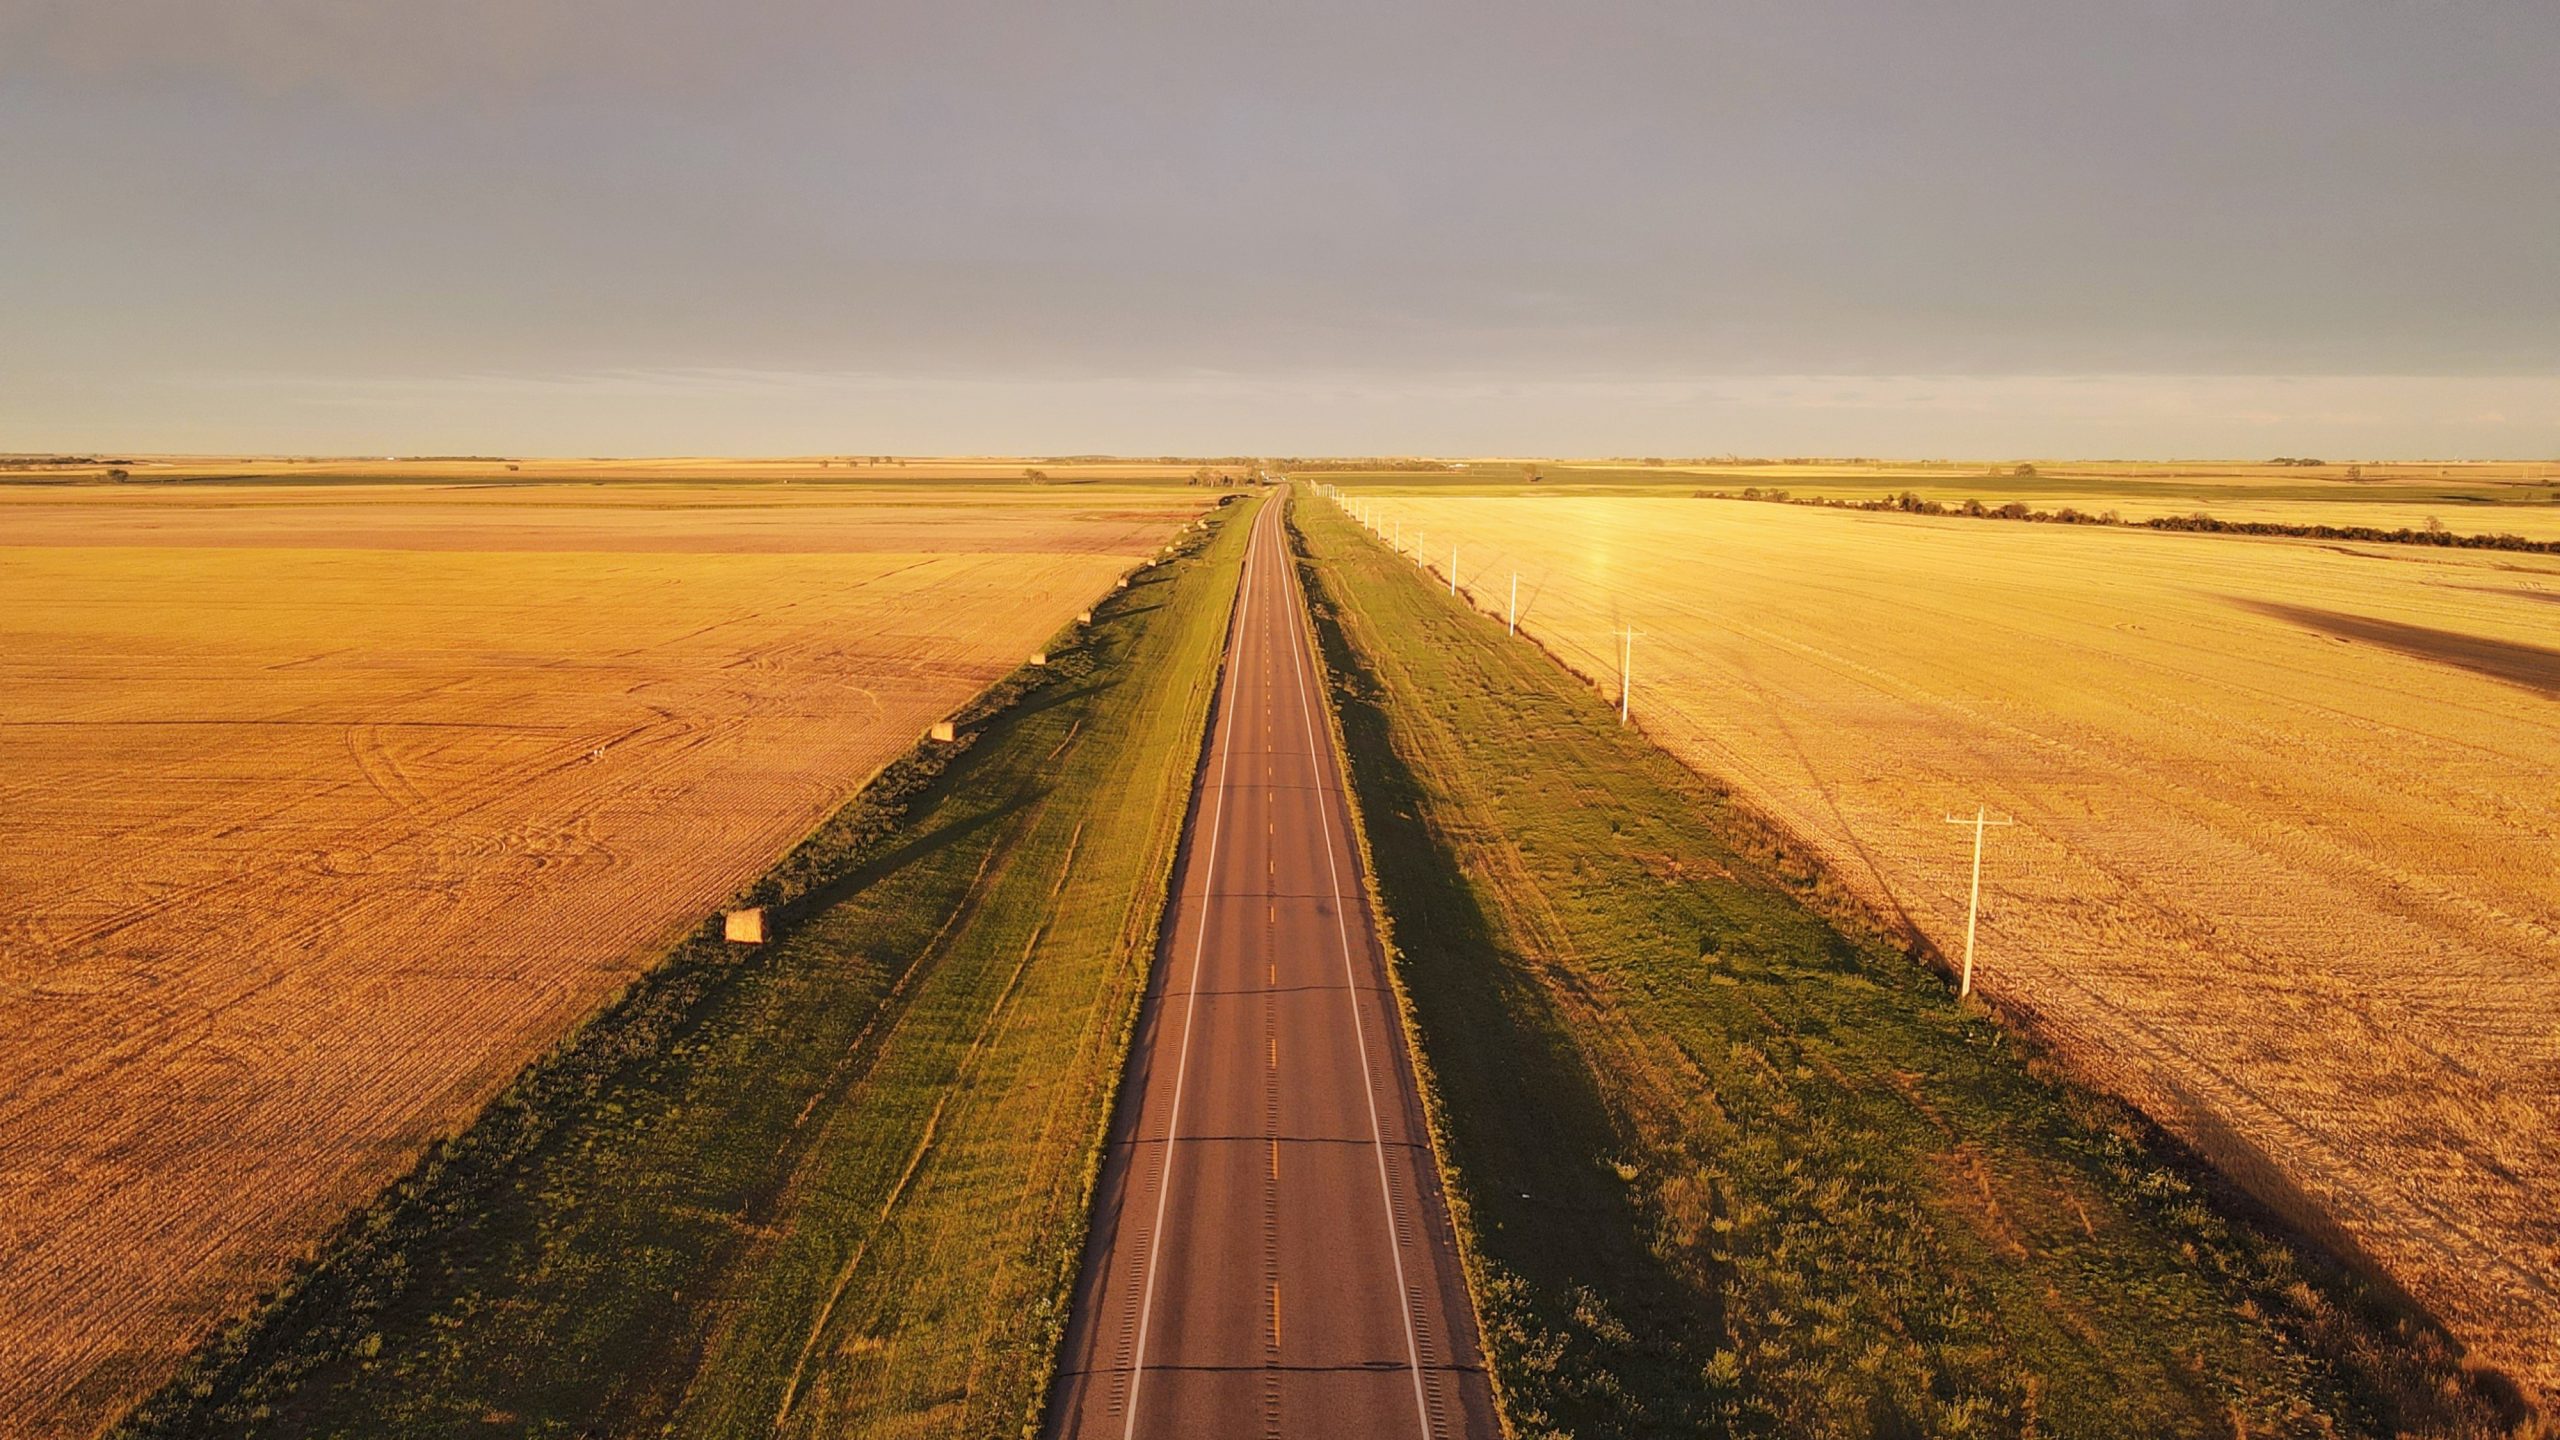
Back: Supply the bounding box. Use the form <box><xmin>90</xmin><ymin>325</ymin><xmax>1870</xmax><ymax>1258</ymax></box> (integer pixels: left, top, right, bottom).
<box><xmin>1354</xmin><ymin>491</ymin><xmax>2560</xmax><ymax>1394</ymax></box>
<box><xmin>1541</xmin><ymin>459</ymin><xmax>2560</xmax><ymax>541</ymax></box>
<box><xmin>0</xmin><ymin>481</ymin><xmax>1201</xmax><ymax>1438</ymax></box>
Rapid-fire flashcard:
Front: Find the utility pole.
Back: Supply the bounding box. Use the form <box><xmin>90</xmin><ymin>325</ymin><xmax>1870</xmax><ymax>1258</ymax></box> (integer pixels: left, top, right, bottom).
<box><xmin>1942</xmin><ymin>806</ymin><xmax>2016</xmax><ymax>998</ymax></box>
<box><xmin>1618</xmin><ymin>626</ymin><xmax>1642</xmax><ymax>724</ymax></box>
<box><xmin>1508</xmin><ymin>572</ymin><xmax>1518</xmax><ymax>635</ymax></box>
<box><xmin>1449</xmin><ymin>542</ymin><xmax>1458</xmax><ymax>596</ymax></box>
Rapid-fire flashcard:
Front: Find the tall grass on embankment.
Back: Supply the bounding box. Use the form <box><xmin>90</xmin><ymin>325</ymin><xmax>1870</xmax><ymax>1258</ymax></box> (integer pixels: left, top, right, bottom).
<box><xmin>1289</xmin><ymin>495</ymin><xmax>2520</xmax><ymax>1440</ymax></box>
<box><xmin>112</xmin><ymin>498</ymin><xmax>1260</xmax><ymax>1440</ymax></box>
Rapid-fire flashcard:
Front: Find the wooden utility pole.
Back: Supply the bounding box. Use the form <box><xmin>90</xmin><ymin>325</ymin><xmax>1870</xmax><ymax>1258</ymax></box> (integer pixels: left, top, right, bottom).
<box><xmin>1942</xmin><ymin>806</ymin><xmax>2016</xmax><ymax>997</ymax></box>
<box><xmin>1618</xmin><ymin>626</ymin><xmax>1643</xmax><ymax>724</ymax></box>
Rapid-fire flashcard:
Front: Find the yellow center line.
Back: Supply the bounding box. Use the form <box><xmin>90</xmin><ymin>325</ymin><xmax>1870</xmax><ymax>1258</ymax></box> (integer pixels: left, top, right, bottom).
<box><xmin>1272</xmin><ymin>1280</ymin><xmax>1283</xmax><ymax>1349</ymax></box>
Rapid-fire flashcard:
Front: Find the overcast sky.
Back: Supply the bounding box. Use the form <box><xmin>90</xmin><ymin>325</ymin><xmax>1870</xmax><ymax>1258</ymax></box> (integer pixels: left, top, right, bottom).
<box><xmin>3</xmin><ymin>1</ymin><xmax>2553</xmax><ymax>457</ymax></box>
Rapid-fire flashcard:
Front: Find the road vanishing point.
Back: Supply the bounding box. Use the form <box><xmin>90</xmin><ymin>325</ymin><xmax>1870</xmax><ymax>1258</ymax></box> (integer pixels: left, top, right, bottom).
<box><xmin>1046</xmin><ymin>496</ymin><xmax>1501</xmax><ymax>1439</ymax></box>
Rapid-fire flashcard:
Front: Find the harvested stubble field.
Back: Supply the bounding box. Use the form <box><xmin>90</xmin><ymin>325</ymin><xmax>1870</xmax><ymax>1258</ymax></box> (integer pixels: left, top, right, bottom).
<box><xmin>1336</xmin><ymin>458</ymin><xmax>2560</xmax><ymax>543</ymax></box>
<box><xmin>1345</xmin><ymin>491</ymin><xmax>2560</xmax><ymax>1399</ymax></box>
<box><xmin>0</xmin><ymin>481</ymin><xmax>1202</xmax><ymax>1439</ymax></box>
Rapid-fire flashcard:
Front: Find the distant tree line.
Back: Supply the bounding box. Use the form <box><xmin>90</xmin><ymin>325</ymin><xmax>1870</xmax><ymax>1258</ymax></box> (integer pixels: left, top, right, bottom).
<box><xmin>1273</xmin><ymin>458</ymin><xmax>1462</xmax><ymax>472</ymax></box>
<box><xmin>1699</xmin><ymin>487</ymin><xmax>2560</xmax><ymax>554</ymax></box>
<box><xmin>1030</xmin><ymin>454</ymin><xmax>1266</xmax><ymax>466</ymax></box>
<box><xmin>0</xmin><ymin>455</ymin><xmax>130</xmax><ymax>470</ymax></box>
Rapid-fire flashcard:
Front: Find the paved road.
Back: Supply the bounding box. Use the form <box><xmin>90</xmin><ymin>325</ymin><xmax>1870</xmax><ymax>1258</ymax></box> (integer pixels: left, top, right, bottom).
<box><xmin>1047</xmin><ymin>495</ymin><xmax>1499</xmax><ymax>1440</ymax></box>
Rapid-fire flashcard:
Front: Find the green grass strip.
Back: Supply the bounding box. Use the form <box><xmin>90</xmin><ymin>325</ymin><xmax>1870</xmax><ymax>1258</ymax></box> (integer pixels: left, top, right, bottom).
<box><xmin>1289</xmin><ymin>495</ymin><xmax>2517</xmax><ymax>1440</ymax></box>
<box><xmin>113</xmin><ymin>496</ymin><xmax>1260</xmax><ymax>1440</ymax></box>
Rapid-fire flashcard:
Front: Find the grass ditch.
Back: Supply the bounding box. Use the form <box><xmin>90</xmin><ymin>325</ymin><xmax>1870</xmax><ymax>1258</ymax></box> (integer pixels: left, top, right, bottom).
<box><xmin>1288</xmin><ymin>495</ymin><xmax>2521</xmax><ymax>1439</ymax></box>
<box><xmin>112</xmin><ymin>496</ymin><xmax>1259</xmax><ymax>1440</ymax></box>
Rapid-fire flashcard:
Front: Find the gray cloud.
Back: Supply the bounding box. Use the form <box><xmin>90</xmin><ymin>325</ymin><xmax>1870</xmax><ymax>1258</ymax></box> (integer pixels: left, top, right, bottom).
<box><xmin>1</xmin><ymin>0</ymin><xmax>794</xmax><ymax>100</ymax></box>
<box><xmin>12</xmin><ymin>364</ymin><xmax>2550</xmax><ymax>459</ymax></box>
<box><xmin>4</xmin><ymin>1</ymin><xmax>2556</xmax><ymax>453</ymax></box>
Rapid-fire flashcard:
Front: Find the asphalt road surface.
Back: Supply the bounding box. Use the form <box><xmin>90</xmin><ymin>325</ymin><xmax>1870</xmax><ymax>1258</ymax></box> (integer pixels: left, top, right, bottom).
<box><xmin>1046</xmin><ymin>495</ymin><xmax>1499</xmax><ymax>1439</ymax></box>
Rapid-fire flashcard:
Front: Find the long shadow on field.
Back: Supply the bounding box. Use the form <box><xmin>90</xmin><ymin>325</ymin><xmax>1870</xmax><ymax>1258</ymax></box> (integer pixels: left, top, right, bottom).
<box><xmin>2236</xmin><ymin>598</ymin><xmax>2560</xmax><ymax>697</ymax></box>
<box><xmin>771</xmin><ymin>675</ymin><xmax>1113</xmax><ymax>925</ymax></box>
<box><xmin>788</xmin><ymin>794</ymin><xmax>1036</xmax><ymax>927</ymax></box>
<box><xmin>2137</xmin><ymin>1066</ymin><xmax>2539</xmax><ymax>1427</ymax></box>
<box><xmin>999</xmin><ymin>677</ymin><xmax>1117</xmax><ymax>727</ymax></box>
<box><xmin>1307</xmin><ymin>573</ymin><xmax>1727</xmax><ymax>1438</ymax></box>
